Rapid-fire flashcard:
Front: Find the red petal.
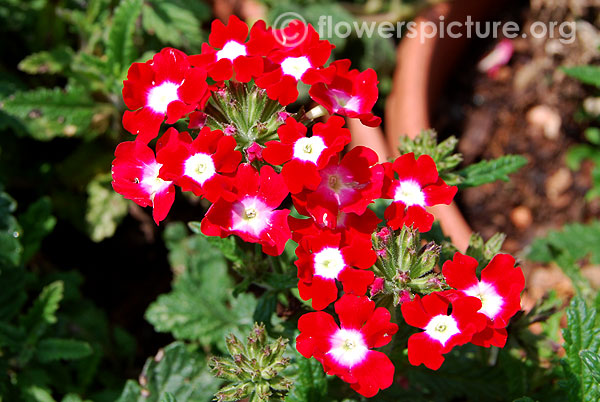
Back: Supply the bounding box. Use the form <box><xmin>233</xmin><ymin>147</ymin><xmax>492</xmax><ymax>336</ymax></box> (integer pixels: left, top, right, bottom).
<box><xmin>442</xmin><ymin>252</ymin><xmax>480</xmax><ymax>290</ymax></box>
<box><xmin>350</xmin><ymin>351</ymin><xmax>396</xmax><ymax>397</ymax></box>
<box><xmin>334</xmin><ymin>294</ymin><xmax>374</xmax><ymax>330</ymax></box>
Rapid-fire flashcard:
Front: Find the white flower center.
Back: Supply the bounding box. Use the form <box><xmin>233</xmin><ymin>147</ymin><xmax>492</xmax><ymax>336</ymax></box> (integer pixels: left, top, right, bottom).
<box><xmin>230</xmin><ymin>197</ymin><xmax>272</xmax><ymax>237</ymax></box>
<box><xmin>216</xmin><ymin>40</ymin><xmax>247</xmax><ymax>61</ymax></box>
<box><xmin>464</xmin><ymin>281</ymin><xmax>504</xmax><ymax>320</ymax></box>
<box><xmin>424</xmin><ymin>315</ymin><xmax>460</xmax><ymax>347</ymax></box>
<box><xmin>293</xmin><ymin>136</ymin><xmax>327</xmax><ymax>164</ymax></box>
<box><xmin>313</xmin><ymin>247</ymin><xmax>345</xmax><ymax>279</ymax></box>
<box><xmin>147</xmin><ymin>81</ymin><xmax>180</xmax><ymax>114</ymax></box>
<box><xmin>327</xmin><ymin>329</ymin><xmax>368</xmax><ymax>368</ymax></box>
<box><xmin>140</xmin><ymin>162</ymin><xmax>172</xmax><ymax>201</ymax></box>
<box><xmin>394</xmin><ymin>180</ymin><xmax>426</xmax><ymax>207</ymax></box>
<box><xmin>280</xmin><ymin>56</ymin><xmax>311</xmax><ymax>81</ymax></box>
<box><xmin>184</xmin><ymin>153</ymin><xmax>216</xmax><ymax>185</ymax></box>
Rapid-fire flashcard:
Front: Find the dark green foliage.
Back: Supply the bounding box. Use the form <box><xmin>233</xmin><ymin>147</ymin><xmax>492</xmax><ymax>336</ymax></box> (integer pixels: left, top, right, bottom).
<box><xmin>117</xmin><ymin>342</ymin><xmax>220</xmax><ymax>402</ymax></box>
<box><xmin>561</xmin><ymin>297</ymin><xmax>600</xmax><ymax>401</ymax></box>
<box><xmin>145</xmin><ymin>223</ymin><xmax>257</xmax><ymax>352</ymax></box>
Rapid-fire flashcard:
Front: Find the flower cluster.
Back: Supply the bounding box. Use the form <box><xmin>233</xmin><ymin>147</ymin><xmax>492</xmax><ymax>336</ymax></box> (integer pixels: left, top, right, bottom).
<box><xmin>111</xmin><ymin>15</ymin><xmax>525</xmax><ymax>399</ymax></box>
<box><xmin>401</xmin><ymin>253</ymin><xmax>525</xmax><ymax>370</ymax></box>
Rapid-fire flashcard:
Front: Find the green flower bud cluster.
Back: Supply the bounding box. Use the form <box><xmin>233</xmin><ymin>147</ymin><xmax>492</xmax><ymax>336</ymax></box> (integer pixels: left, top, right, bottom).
<box><xmin>210</xmin><ymin>323</ymin><xmax>292</xmax><ymax>402</ymax></box>
<box><xmin>204</xmin><ymin>82</ymin><xmax>289</xmax><ymax>151</ymax></box>
<box><xmin>372</xmin><ymin>226</ymin><xmax>447</xmax><ymax>307</ymax></box>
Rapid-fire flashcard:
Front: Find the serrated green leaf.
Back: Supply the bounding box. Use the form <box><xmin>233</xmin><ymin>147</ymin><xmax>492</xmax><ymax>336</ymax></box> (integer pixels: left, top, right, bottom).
<box><xmin>561</xmin><ymin>297</ymin><xmax>600</xmax><ymax>401</ymax></box>
<box><xmin>18</xmin><ymin>46</ymin><xmax>74</xmax><ymax>75</ymax></box>
<box><xmin>107</xmin><ymin>0</ymin><xmax>143</xmax><ymax>77</ymax></box>
<box><xmin>562</xmin><ymin>65</ymin><xmax>600</xmax><ymax>88</ymax></box>
<box><xmin>146</xmin><ymin>224</ymin><xmax>256</xmax><ymax>352</ymax></box>
<box><xmin>116</xmin><ymin>342</ymin><xmax>220</xmax><ymax>402</ymax></box>
<box><xmin>580</xmin><ymin>350</ymin><xmax>600</xmax><ymax>383</ymax></box>
<box><xmin>457</xmin><ymin>155</ymin><xmax>527</xmax><ymax>188</ymax></box>
<box><xmin>527</xmin><ymin>220</ymin><xmax>600</xmax><ymax>265</ymax></box>
<box><xmin>0</xmin><ymin>87</ymin><xmax>106</xmax><ymax>140</ymax></box>
<box><xmin>21</xmin><ymin>281</ymin><xmax>64</xmax><ymax>342</ymax></box>
<box><xmin>86</xmin><ymin>174</ymin><xmax>128</xmax><ymax>242</ymax></box>
<box><xmin>285</xmin><ymin>354</ymin><xmax>328</xmax><ymax>402</ymax></box>
<box><xmin>18</xmin><ymin>197</ymin><xmax>56</xmax><ymax>263</ymax></box>
<box><xmin>36</xmin><ymin>338</ymin><xmax>93</xmax><ymax>363</ymax></box>
<box><xmin>142</xmin><ymin>0</ymin><xmax>210</xmax><ymax>50</ymax></box>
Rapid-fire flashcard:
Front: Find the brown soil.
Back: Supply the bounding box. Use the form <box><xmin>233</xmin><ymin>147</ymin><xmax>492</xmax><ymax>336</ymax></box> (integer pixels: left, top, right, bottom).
<box><xmin>433</xmin><ymin>1</ymin><xmax>600</xmax><ymax>303</ymax></box>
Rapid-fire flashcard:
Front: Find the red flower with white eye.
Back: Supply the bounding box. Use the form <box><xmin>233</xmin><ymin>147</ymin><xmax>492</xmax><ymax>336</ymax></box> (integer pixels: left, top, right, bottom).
<box><xmin>255</xmin><ymin>21</ymin><xmax>335</xmax><ymax>105</ymax></box>
<box><xmin>295</xmin><ymin>230</ymin><xmax>375</xmax><ymax>310</ymax></box>
<box><xmin>111</xmin><ymin>141</ymin><xmax>175</xmax><ymax>224</ymax></box>
<box><xmin>122</xmin><ymin>48</ymin><xmax>208</xmax><ymax>143</ymax></box>
<box><xmin>442</xmin><ymin>252</ymin><xmax>525</xmax><ymax>348</ymax></box>
<box><xmin>293</xmin><ymin>146</ymin><xmax>383</xmax><ymax>229</ymax></box>
<box><xmin>201</xmin><ymin>164</ymin><xmax>291</xmax><ymax>256</ymax></box>
<box><xmin>156</xmin><ymin>127</ymin><xmax>241</xmax><ymax>203</ymax></box>
<box><xmin>262</xmin><ymin>116</ymin><xmax>351</xmax><ymax>193</ymax></box>
<box><xmin>401</xmin><ymin>292</ymin><xmax>487</xmax><ymax>370</ymax></box>
<box><xmin>382</xmin><ymin>153</ymin><xmax>457</xmax><ymax>232</ymax></box>
<box><xmin>296</xmin><ymin>294</ymin><xmax>398</xmax><ymax>397</ymax></box>
<box><xmin>188</xmin><ymin>16</ymin><xmax>276</xmax><ymax>83</ymax></box>
<box><xmin>309</xmin><ymin>59</ymin><xmax>381</xmax><ymax>127</ymax></box>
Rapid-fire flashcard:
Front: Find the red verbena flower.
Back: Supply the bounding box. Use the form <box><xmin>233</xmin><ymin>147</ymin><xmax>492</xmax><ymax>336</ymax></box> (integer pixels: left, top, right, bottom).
<box><xmin>296</xmin><ymin>294</ymin><xmax>398</xmax><ymax>397</ymax></box>
<box><xmin>401</xmin><ymin>292</ymin><xmax>486</xmax><ymax>370</ymax></box>
<box><xmin>188</xmin><ymin>16</ymin><xmax>276</xmax><ymax>83</ymax></box>
<box><xmin>156</xmin><ymin>127</ymin><xmax>241</xmax><ymax>203</ymax></box>
<box><xmin>293</xmin><ymin>146</ymin><xmax>383</xmax><ymax>228</ymax></box>
<box><xmin>295</xmin><ymin>229</ymin><xmax>376</xmax><ymax>310</ymax></box>
<box><xmin>442</xmin><ymin>252</ymin><xmax>525</xmax><ymax>347</ymax></box>
<box><xmin>262</xmin><ymin>116</ymin><xmax>351</xmax><ymax>193</ymax></box>
<box><xmin>382</xmin><ymin>153</ymin><xmax>457</xmax><ymax>232</ymax></box>
<box><xmin>309</xmin><ymin>59</ymin><xmax>381</xmax><ymax>127</ymax></box>
<box><xmin>122</xmin><ymin>48</ymin><xmax>208</xmax><ymax>143</ymax></box>
<box><xmin>201</xmin><ymin>164</ymin><xmax>291</xmax><ymax>256</ymax></box>
<box><xmin>256</xmin><ymin>20</ymin><xmax>335</xmax><ymax>105</ymax></box>
<box><xmin>289</xmin><ymin>208</ymin><xmax>380</xmax><ymax>244</ymax></box>
<box><xmin>111</xmin><ymin>141</ymin><xmax>175</xmax><ymax>224</ymax></box>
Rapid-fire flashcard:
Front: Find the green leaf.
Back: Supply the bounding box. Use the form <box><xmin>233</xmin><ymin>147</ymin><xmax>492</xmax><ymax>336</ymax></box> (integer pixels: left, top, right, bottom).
<box><xmin>585</xmin><ymin>127</ymin><xmax>600</xmax><ymax>145</ymax></box>
<box><xmin>159</xmin><ymin>393</ymin><xmax>177</xmax><ymax>402</ymax></box>
<box><xmin>86</xmin><ymin>174</ymin><xmax>128</xmax><ymax>242</ymax></box>
<box><xmin>116</xmin><ymin>342</ymin><xmax>220</xmax><ymax>402</ymax></box>
<box><xmin>18</xmin><ymin>197</ymin><xmax>56</xmax><ymax>263</ymax></box>
<box><xmin>107</xmin><ymin>0</ymin><xmax>143</xmax><ymax>77</ymax></box>
<box><xmin>18</xmin><ymin>46</ymin><xmax>74</xmax><ymax>75</ymax></box>
<box><xmin>561</xmin><ymin>297</ymin><xmax>600</xmax><ymax>401</ymax></box>
<box><xmin>36</xmin><ymin>338</ymin><xmax>93</xmax><ymax>363</ymax></box>
<box><xmin>580</xmin><ymin>350</ymin><xmax>600</xmax><ymax>383</ymax></box>
<box><xmin>146</xmin><ymin>224</ymin><xmax>256</xmax><ymax>352</ymax></box>
<box><xmin>562</xmin><ymin>65</ymin><xmax>600</xmax><ymax>88</ymax></box>
<box><xmin>21</xmin><ymin>281</ymin><xmax>64</xmax><ymax>342</ymax></box>
<box><xmin>142</xmin><ymin>0</ymin><xmax>210</xmax><ymax>50</ymax></box>
<box><xmin>285</xmin><ymin>354</ymin><xmax>328</xmax><ymax>402</ymax></box>
<box><xmin>566</xmin><ymin>144</ymin><xmax>600</xmax><ymax>171</ymax></box>
<box><xmin>0</xmin><ymin>87</ymin><xmax>106</xmax><ymax>140</ymax></box>
<box><xmin>457</xmin><ymin>155</ymin><xmax>528</xmax><ymax>188</ymax></box>
<box><xmin>0</xmin><ymin>190</ymin><xmax>23</xmax><ymax>267</ymax></box>
<box><xmin>527</xmin><ymin>220</ymin><xmax>600</xmax><ymax>265</ymax></box>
